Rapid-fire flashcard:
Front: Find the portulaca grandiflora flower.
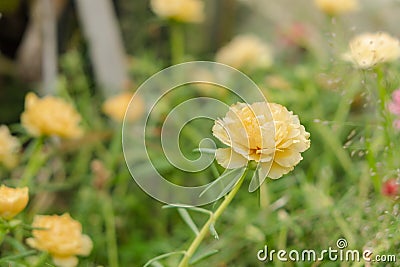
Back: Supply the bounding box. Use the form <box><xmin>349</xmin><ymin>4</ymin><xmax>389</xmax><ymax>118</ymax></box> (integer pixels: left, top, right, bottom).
<box><xmin>343</xmin><ymin>32</ymin><xmax>400</xmax><ymax>69</ymax></box>
<box><xmin>215</xmin><ymin>35</ymin><xmax>273</xmax><ymax>71</ymax></box>
<box><xmin>212</xmin><ymin>102</ymin><xmax>310</xmax><ymax>180</ymax></box>
<box><xmin>0</xmin><ymin>185</ymin><xmax>29</xmax><ymax>220</ymax></box>
<box><xmin>27</xmin><ymin>213</ymin><xmax>93</xmax><ymax>267</ymax></box>
<box><xmin>314</xmin><ymin>0</ymin><xmax>359</xmax><ymax>16</ymax></box>
<box><xmin>150</xmin><ymin>0</ymin><xmax>204</xmax><ymax>23</ymax></box>
<box><xmin>21</xmin><ymin>93</ymin><xmax>83</xmax><ymax>139</ymax></box>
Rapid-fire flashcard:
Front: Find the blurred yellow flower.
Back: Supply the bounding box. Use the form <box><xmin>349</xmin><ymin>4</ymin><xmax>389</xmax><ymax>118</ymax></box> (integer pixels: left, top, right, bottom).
<box><xmin>314</xmin><ymin>0</ymin><xmax>358</xmax><ymax>15</ymax></box>
<box><xmin>102</xmin><ymin>92</ymin><xmax>144</xmax><ymax>122</ymax></box>
<box><xmin>27</xmin><ymin>213</ymin><xmax>92</xmax><ymax>267</ymax></box>
<box><xmin>150</xmin><ymin>0</ymin><xmax>204</xmax><ymax>23</ymax></box>
<box><xmin>343</xmin><ymin>32</ymin><xmax>400</xmax><ymax>69</ymax></box>
<box><xmin>190</xmin><ymin>68</ymin><xmax>228</xmax><ymax>96</ymax></box>
<box><xmin>21</xmin><ymin>93</ymin><xmax>83</xmax><ymax>139</ymax></box>
<box><xmin>216</xmin><ymin>34</ymin><xmax>273</xmax><ymax>71</ymax></box>
<box><xmin>0</xmin><ymin>185</ymin><xmax>29</xmax><ymax>220</ymax></box>
<box><xmin>213</xmin><ymin>102</ymin><xmax>310</xmax><ymax>179</ymax></box>
<box><xmin>0</xmin><ymin>125</ymin><xmax>19</xmax><ymax>169</ymax></box>
<box><xmin>265</xmin><ymin>75</ymin><xmax>291</xmax><ymax>90</ymax></box>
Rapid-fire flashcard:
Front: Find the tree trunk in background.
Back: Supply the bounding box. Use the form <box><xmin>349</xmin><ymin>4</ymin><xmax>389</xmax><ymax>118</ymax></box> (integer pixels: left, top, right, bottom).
<box><xmin>75</xmin><ymin>0</ymin><xmax>128</xmax><ymax>97</ymax></box>
<box><xmin>16</xmin><ymin>0</ymin><xmax>68</xmax><ymax>89</ymax></box>
<box><xmin>16</xmin><ymin>0</ymin><xmax>42</xmax><ymax>83</ymax></box>
<box><xmin>42</xmin><ymin>0</ymin><xmax>57</xmax><ymax>95</ymax></box>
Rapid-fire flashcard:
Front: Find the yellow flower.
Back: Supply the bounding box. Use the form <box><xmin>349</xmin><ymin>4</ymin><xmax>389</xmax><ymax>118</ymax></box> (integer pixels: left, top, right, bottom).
<box><xmin>102</xmin><ymin>92</ymin><xmax>144</xmax><ymax>122</ymax></box>
<box><xmin>265</xmin><ymin>75</ymin><xmax>291</xmax><ymax>90</ymax></box>
<box><xmin>212</xmin><ymin>102</ymin><xmax>310</xmax><ymax>179</ymax></box>
<box><xmin>26</xmin><ymin>213</ymin><xmax>93</xmax><ymax>267</ymax></box>
<box><xmin>314</xmin><ymin>0</ymin><xmax>358</xmax><ymax>15</ymax></box>
<box><xmin>343</xmin><ymin>32</ymin><xmax>400</xmax><ymax>69</ymax></box>
<box><xmin>21</xmin><ymin>93</ymin><xmax>83</xmax><ymax>139</ymax></box>
<box><xmin>216</xmin><ymin>34</ymin><xmax>273</xmax><ymax>71</ymax></box>
<box><xmin>0</xmin><ymin>185</ymin><xmax>29</xmax><ymax>220</ymax></box>
<box><xmin>150</xmin><ymin>0</ymin><xmax>204</xmax><ymax>23</ymax></box>
<box><xmin>0</xmin><ymin>125</ymin><xmax>19</xmax><ymax>169</ymax></box>
<box><xmin>190</xmin><ymin>68</ymin><xmax>228</xmax><ymax>96</ymax></box>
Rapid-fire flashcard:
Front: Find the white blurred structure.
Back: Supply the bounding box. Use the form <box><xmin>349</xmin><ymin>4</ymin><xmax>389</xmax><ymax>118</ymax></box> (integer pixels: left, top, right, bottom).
<box><xmin>76</xmin><ymin>0</ymin><xmax>128</xmax><ymax>96</ymax></box>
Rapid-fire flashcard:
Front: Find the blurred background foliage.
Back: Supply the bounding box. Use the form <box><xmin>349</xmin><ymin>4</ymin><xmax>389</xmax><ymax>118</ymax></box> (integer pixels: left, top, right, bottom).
<box><xmin>0</xmin><ymin>0</ymin><xmax>400</xmax><ymax>266</ymax></box>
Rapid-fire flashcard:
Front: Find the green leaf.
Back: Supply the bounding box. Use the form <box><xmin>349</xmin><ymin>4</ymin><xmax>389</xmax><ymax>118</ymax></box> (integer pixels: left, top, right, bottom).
<box><xmin>209</xmin><ymin>223</ymin><xmax>219</xmax><ymax>240</ymax></box>
<box><xmin>32</xmin><ymin>252</ymin><xmax>50</xmax><ymax>267</ymax></box>
<box><xmin>189</xmin><ymin>249</ymin><xmax>219</xmax><ymax>265</ymax></box>
<box><xmin>143</xmin><ymin>251</ymin><xmax>185</xmax><ymax>267</ymax></box>
<box><xmin>8</xmin><ymin>219</ymin><xmax>22</xmax><ymax>228</ymax></box>
<box><xmin>0</xmin><ymin>250</ymin><xmax>36</xmax><ymax>263</ymax></box>
<box><xmin>178</xmin><ymin>208</ymin><xmax>199</xmax><ymax>235</ymax></box>
<box><xmin>0</xmin><ymin>231</ymin><xmax>5</xmax><ymax>246</ymax></box>
<box><xmin>150</xmin><ymin>262</ymin><xmax>164</xmax><ymax>267</ymax></box>
<box><xmin>192</xmin><ymin>148</ymin><xmax>216</xmax><ymax>154</ymax></box>
<box><xmin>3</xmin><ymin>236</ymin><xmax>28</xmax><ymax>252</ymax></box>
<box><xmin>199</xmin><ymin>168</ymin><xmax>242</xmax><ymax>198</ymax></box>
<box><xmin>162</xmin><ymin>205</ymin><xmax>213</xmax><ymax>217</ymax></box>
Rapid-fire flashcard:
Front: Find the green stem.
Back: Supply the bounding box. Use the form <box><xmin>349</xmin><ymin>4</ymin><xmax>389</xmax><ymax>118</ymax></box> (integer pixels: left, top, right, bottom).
<box><xmin>177</xmin><ymin>168</ymin><xmax>248</xmax><ymax>267</ymax></box>
<box><xmin>375</xmin><ymin>67</ymin><xmax>393</xmax><ymax>142</ymax></box>
<box><xmin>375</xmin><ymin>67</ymin><xmax>387</xmax><ymax>112</ymax></box>
<box><xmin>101</xmin><ymin>193</ymin><xmax>119</xmax><ymax>267</ymax></box>
<box><xmin>0</xmin><ymin>229</ymin><xmax>6</xmax><ymax>246</ymax></box>
<box><xmin>33</xmin><ymin>252</ymin><xmax>49</xmax><ymax>267</ymax></box>
<box><xmin>259</xmin><ymin>182</ymin><xmax>269</xmax><ymax>209</ymax></box>
<box><xmin>0</xmin><ymin>250</ymin><xmax>37</xmax><ymax>263</ymax></box>
<box><xmin>365</xmin><ymin>127</ymin><xmax>380</xmax><ymax>193</ymax></box>
<box><xmin>107</xmin><ymin>126</ymin><xmax>123</xmax><ymax>174</ymax></box>
<box><xmin>353</xmin><ymin>165</ymin><xmax>372</xmax><ymax>238</ymax></box>
<box><xmin>332</xmin><ymin>209</ymin><xmax>355</xmax><ymax>246</ymax></box>
<box><xmin>275</xmin><ymin>222</ymin><xmax>288</xmax><ymax>267</ymax></box>
<box><xmin>19</xmin><ymin>137</ymin><xmax>45</xmax><ymax>187</ymax></box>
<box><xmin>170</xmin><ymin>21</ymin><xmax>185</xmax><ymax>64</ymax></box>
<box><xmin>374</xmin><ymin>66</ymin><xmax>394</xmax><ymax>168</ymax></box>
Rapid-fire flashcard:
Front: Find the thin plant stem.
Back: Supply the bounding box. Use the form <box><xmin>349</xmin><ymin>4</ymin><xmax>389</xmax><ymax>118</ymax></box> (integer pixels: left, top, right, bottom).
<box><xmin>0</xmin><ymin>250</ymin><xmax>37</xmax><ymax>263</ymax></box>
<box><xmin>101</xmin><ymin>192</ymin><xmax>120</xmax><ymax>267</ymax></box>
<box><xmin>177</xmin><ymin>167</ymin><xmax>248</xmax><ymax>267</ymax></box>
<box><xmin>0</xmin><ymin>228</ymin><xmax>6</xmax><ymax>247</ymax></box>
<box><xmin>375</xmin><ymin>66</ymin><xmax>387</xmax><ymax>112</ymax></box>
<box><xmin>365</xmin><ymin>125</ymin><xmax>380</xmax><ymax>192</ymax></box>
<box><xmin>275</xmin><ymin>222</ymin><xmax>288</xmax><ymax>267</ymax></box>
<box><xmin>98</xmin><ymin>125</ymin><xmax>123</xmax><ymax>267</ymax></box>
<box><xmin>19</xmin><ymin>137</ymin><xmax>45</xmax><ymax>187</ymax></box>
<box><xmin>374</xmin><ymin>66</ymin><xmax>395</xmax><ymax>174</ymax></box>
<box><xmin>33</xmin><ymin>252</ymin><xmax>49</xmax><ymax>267</ymax></box>
<box><xmin>375</xmin><ymin>66</ymin><xmax>393</xmax><ymax>145</ymax></box>
<box><xmin>170</xmin><ymin>21</ymin><xmax>185</xmax><ymax>64</ymax></box>
<box><xmin>332</xmin><ymin>209</ymin><xmax>355</xmax><ymax>246</ymax></box>
<box><xmin>107</xmin><ymin>125</ymin><xmax>123</xmax><ymax>174</ymax></box>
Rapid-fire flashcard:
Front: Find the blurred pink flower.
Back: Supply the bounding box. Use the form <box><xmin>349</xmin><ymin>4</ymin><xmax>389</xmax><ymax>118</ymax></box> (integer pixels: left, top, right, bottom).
<box><xmin>388</xmin><ymin>89</ymin><xmax>400</xmax><ymax>115</ymax></box>
<box><xmin>278</xmin><ymin>22</ymin><xmax>309</xmax><ymax>48</ymax></box>
<box><xmin>393</xmin><ymin>119</ymin><xmax>400</xmax><ymax>129</ymax></box>
<box><xmin>388</xmin><ymin>89</ymin><xmax>400</xmax><ymax>129</ymax></box>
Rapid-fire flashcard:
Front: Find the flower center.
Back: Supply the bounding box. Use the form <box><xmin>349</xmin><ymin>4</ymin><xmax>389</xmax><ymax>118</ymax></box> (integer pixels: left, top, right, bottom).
<box><xmin>238</xmin><ymin>106</ymin><xmax>263</xmax><ymax>149</ymax></box>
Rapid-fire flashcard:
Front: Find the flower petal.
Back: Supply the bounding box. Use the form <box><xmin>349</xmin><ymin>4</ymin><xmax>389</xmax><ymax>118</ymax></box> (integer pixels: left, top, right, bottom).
<box><xmin>212</xmin><ymin>120</ymin><xmax>231</xmax><ymax>146</ymax></box>
<box><xmin>215</xmin><ymin>148</ymin><xmax>247</xmax><ymax>169</ymax></box>
<box><xmin>25</xmin><ymin>92</ymin><xmax>38</xmax><ymax>108</ymax></box>
<box><xmin>274</xmin><ymin>150</ymin><xmax>303</xmax><ymax>167</ymax></box>
<box><xmin>78</xmin><ymin>235</ymin><xmax>93</xmax><ymax>256</ymax></box>
<box><xmin>52</xmin><ymin>256</ymin><xmax>79</xmax><ymax>267</ymax></box>
<box><xmin>268</xmin><ymin>162</ymin><xmax>293</xmax><ymax>179</ymax></box>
